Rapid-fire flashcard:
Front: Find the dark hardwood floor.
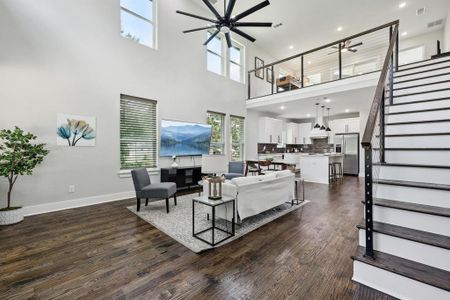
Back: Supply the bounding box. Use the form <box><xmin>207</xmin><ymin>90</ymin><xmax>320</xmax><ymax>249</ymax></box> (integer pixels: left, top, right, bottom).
<box><xmin>0</xmin><ymin>177</ymin><xmax>396</xmax><ymax>299</ymax></box>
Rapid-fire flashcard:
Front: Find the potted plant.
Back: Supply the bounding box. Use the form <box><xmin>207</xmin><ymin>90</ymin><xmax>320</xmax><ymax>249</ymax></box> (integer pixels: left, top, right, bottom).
<box><xmin>0</xmin><ymin>127</ymin><xmax>49</xmax><ymax>225</ymax></box>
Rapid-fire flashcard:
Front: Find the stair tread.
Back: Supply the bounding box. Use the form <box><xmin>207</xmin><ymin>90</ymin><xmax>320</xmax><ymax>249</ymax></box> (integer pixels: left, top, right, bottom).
<box><xmin>394</xmin><ymin>72</ymin><xmax>450</xmax><ymax>86</ymax></box>
<box><xmin>395</xmin><ymin>62</ymin><xmax>450</xmax><ymax>79</ymax></box>
<box><xmin>385</xmin><ymin>106</ymin><xmax>450</xmax><ymax>115</ymax></box>
<box><xmin>393</xmin><ymin>87</ymin><xmax>450</xmax><ymax>98</ymax></box>
<box><xmin>373</xmin><ymin>198</ymin><xmax>450</xmax><ymax>218</ymax></box>
<box><xmin>357</xmin><ymin>221</ymin><xmax>450</xmax><ymax>250</ymax></box>
<box><xmin>374</xmin><ymin>148</ymin><xmax>450</xmax><ymax>151</ymax></box>
<box><xmin>374</xmin><ymin>162</ymin><xmax>450</xmax><ymax>169</ymax></box>
<box><xmin>374</xmin><ymin>179</ymin><xmax>450</xmax><ymax>191</ymax></box>
<box><xmin>396</xmin><ymin>59</ymin><xmax>450</xmax><ymax>72</ymax></box>
<box><xmin>387</xmin><ymin>97</ymin><xmax>450</xmax><ymax>106</ymax></box>
<box><xmin>352</xmin><ymin>246</ymin><xmax>450</xmax><ymax>291</ymax></box>
<box><xmin>393</xmin><ymin>79</ymin><xmax>450</xmax><ymax>91</ymax></box>
<box><xmin>381</xmin><ymin>132</ymin><xmax>450</xmax><ymax>137</ymax></box>
<box><xmin>386</xmin><ymin>119</ymin><xmax>450</xmax><ymax>125</ymax></box>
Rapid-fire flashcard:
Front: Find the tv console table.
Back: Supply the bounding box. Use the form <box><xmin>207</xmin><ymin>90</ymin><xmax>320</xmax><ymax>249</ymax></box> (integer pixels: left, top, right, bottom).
<box><xmin>160</xmin><ymin>166</ymin><xmax>203</xmax><ymax>191</ymax></box>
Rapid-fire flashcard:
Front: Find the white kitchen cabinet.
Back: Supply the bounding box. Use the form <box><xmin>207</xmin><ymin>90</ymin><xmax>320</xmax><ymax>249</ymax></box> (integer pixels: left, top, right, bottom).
<box><xmin>330</xmin><ymin>117</ymin><xmax>360</xmax><ymax>134</ymax></box>
<box><xmin>298</xmin><ymin>123</ymin><xmax>312</xmax><ymax>144</ymax></box>
<box><xmin>286</xmin><ymin>122</ymin><xmax>300</xmax><ymax>144</ymax></box>
<box><xmin>259</xmin><ymin>117</ymin><xmax>284</xmax><ymax>144</ymax></box>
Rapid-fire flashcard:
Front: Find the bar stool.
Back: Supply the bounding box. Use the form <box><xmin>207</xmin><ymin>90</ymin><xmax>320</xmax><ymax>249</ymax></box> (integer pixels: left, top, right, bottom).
<box><xmin>333</xmin><ymin>162</ymin><xmax>343</xmax><ymax>183</ymax></box>
<box><xmin>329</xmin><ymin>163</ymin><xmax>336</xmax><ymax>183</ymax></box>
<box><xmin>292</xmin><ymin>177</ymin><xmax>305</xmax><ymax>205</ymax></box>
<box><xmin>247</xmin><ymin>162</ymin><xmax>261</xmax><ymax>176</ymax></box>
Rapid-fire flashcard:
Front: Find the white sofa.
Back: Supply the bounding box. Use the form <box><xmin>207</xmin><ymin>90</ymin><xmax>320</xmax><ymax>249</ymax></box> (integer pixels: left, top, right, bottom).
<box><xmin>218</xmin><ymin>170</ymin><xmax>295</xmax><ymax>223</ymax></box>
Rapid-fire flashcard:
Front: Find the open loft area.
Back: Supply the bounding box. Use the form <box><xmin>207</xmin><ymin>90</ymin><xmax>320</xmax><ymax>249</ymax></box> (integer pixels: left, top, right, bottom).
<box><xmin>1</xmin><ymin>0</ymin><xmax>450</xmax><ymax>299</ymax></box>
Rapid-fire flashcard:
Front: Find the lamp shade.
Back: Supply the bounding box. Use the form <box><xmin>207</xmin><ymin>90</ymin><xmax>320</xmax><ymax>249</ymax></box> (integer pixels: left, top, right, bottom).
<box><xmin>201</xmin><ymin>155</ymin><xmax>228</xmax><ymax>174</ymax></box>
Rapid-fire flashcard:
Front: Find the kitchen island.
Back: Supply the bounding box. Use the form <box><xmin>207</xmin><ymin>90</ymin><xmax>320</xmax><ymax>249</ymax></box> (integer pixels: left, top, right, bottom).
<box><xmin>299</xmin><ymin>154</ymin><xmax>344</xmax><ymax>184</ymax></box>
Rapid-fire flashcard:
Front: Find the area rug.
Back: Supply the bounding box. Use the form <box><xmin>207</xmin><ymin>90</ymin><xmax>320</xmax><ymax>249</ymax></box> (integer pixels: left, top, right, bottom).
<box><xmin>127</xmin><ymin>194</ymin><xmax>309</xmax><ymax>253</ymax></box>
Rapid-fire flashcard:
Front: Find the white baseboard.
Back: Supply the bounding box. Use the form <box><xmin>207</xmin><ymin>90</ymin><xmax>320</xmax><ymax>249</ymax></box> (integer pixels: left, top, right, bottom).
<box><xmin>22</xmin><ymin>191</ymin><xmax>135</xmax><ymax>217</ymax></box>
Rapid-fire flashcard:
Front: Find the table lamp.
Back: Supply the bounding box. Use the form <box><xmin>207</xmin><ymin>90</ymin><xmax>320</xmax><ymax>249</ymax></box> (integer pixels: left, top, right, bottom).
<box><xmin>201</xmin><ymin>155</ymin><xmax>228</xmax><ymax>200</ymax></box>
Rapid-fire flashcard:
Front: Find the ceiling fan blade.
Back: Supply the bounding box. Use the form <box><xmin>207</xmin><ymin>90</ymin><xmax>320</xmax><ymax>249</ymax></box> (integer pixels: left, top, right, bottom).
<box><xmin>202</xmin><ymin>0</ymin><xmax>222</xmax><ymax>20</ymax></box>
<box><xmin>225</xmin><ymin>32</ymin><xmax>232</xmax><ymax>48</ymax></box>
<box><xmin>233</xmin><ymin>0</ymin><xmax>270</xmax><ymax>22</ymax></box>
<box><xmin>233</xmin><ymin>22</ymin><xmax>272</xmax><ymax>27</ymax></box>
<box><xmin>331</xmin><ymin>46</ymin><xmax>339</xmax><ymax>49</ymax></box>
<box><xmin>231</xmin><ymin>27</ymin><xmax>256</xmax><ymax>42</ymax></box>
<box><xmin>327</xmin><ymin>51</ymin><xmax>338</xmax><ymax>55</ymax></box>
<box><xmin>225</xmin><ymin>0</ymin><xmax>237</xmax><ymax>19</ymax></box>
<box><xmin>348</xmin><ymin>48</ymin><xmax>358</xmax><ymax>53</ymax></box>
<box><xmin>176</xmin><ymin>10</ymin><xmax>217</xmax><ymax>23</ymax></box>
<box><xmin>204</xmin><ymin>30</ymin><xmax>220</xmax><ymax>45</ymax></box>
<box><xmin>183</xmin><ymin>25</ymin><xmax>217</xmax><ymax>34</ymax></box>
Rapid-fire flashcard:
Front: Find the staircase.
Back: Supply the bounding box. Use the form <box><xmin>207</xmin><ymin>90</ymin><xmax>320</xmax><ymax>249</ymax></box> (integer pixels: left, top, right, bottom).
<box><xmin>352</xmin><ymin>54</ymin><xmax>450</xmax><ymax>299</ymax></box>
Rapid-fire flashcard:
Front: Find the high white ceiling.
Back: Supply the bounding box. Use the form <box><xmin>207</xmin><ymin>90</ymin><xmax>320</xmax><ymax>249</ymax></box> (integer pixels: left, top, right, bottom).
<box><xmin>199</xmin><ymin>0</ymin><xmax>449</xmax><ymax>61</ymax></box>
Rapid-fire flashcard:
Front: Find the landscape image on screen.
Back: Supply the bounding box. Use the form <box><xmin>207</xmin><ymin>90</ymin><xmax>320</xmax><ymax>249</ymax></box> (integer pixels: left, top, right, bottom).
<box><xmin>160</xmin><ymin>120</ymin><xmax>212</xmax><ymax>157</ymax></box>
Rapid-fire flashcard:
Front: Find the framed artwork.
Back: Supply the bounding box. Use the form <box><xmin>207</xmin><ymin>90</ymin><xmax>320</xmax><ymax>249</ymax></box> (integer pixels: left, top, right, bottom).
<box><xmin>266</xmin><ymin>67</ymin><xmax>273</xmax><ymax>83</ymax></box>
<box><xmin>57</xmin><ymin>114</ymin><xmax>96</xmax><ymax>147</ymax></box>
<box><xmin>255</xmin><ymin>57</ymin><xmax>264</xmax><ymax>79</ymax></box>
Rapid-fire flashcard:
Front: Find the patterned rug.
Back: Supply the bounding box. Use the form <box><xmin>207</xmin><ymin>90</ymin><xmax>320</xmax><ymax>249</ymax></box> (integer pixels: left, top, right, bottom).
<box><xmin>128</xmin><ymin>194</ymin><xmax>309</xmax><ymax>253</ymax></box>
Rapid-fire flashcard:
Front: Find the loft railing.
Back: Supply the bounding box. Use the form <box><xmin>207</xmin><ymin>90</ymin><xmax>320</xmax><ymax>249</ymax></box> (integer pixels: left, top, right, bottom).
<box><xmin>247</xmin><ymin>20</ymin><xmax>399</xmax><ymax>100</ymax></box>
<box><xmin>361</xmin><ymin>22</ymin><xmax>399</xmax><ymax>258</ymax></box>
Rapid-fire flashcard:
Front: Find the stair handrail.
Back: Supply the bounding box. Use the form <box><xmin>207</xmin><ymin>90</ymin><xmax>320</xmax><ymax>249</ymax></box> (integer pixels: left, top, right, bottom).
<box><xmin>361</xmin><ymin>21</ymin><xmax>399</xmax><ymax>258</ymax></box>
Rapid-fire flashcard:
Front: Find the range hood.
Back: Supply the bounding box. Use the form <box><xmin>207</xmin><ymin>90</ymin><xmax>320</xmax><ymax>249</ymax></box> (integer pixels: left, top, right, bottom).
<box><xmin>309</xmin><ymin>104</ymin><xmax>329</xmax><ymax>140</ymax></box>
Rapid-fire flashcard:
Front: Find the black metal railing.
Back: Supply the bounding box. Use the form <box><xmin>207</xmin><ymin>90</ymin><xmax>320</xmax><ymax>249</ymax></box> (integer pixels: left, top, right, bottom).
<box><xmin>247</xmin><ymin>20</ymin><xmax>399</xmax><ymax>100</ymax></box>
<box><xmin>361</xmin><ymin>21</ymin><xmax>399</xmax><ymax>258</ymax></box>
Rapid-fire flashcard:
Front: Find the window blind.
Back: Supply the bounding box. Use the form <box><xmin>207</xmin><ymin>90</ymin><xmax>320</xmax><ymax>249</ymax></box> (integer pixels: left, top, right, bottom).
<box><xmin>120</xmin><ymin>94</ymin><xmax>157</xmax><ymax>169</ymax></box>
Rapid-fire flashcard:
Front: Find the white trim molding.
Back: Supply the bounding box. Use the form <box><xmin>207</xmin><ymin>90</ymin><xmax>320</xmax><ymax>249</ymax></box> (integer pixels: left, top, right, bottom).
<box><xmin>22</xmin><ymin>191</ymin><xmax>135</xmax><ymax>217</ymax></box>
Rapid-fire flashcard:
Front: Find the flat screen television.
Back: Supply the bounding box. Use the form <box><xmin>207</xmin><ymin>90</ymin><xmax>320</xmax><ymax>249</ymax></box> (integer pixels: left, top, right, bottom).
<box><xmin>160</xmin><ymin>119</ymin><xmax>212</xmax><ymax>157</ymax></box>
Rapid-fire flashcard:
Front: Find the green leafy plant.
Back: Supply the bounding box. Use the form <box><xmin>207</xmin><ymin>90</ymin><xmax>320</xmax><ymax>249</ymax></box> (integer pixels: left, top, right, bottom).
<box><xmin>0</xmin><ymin>127</ymin><xmax>49</xmax><ymax>210</ymax></box>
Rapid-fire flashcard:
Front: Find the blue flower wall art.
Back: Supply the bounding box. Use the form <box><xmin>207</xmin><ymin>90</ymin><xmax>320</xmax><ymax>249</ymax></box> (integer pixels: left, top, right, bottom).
<box><xmin>56</xmin><ymin>114</ymin><xmax>96</xmax><ymax>147</ymax></box>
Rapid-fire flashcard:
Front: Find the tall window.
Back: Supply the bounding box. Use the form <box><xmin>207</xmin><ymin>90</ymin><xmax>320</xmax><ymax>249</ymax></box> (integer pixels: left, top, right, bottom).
<box><xmin>120</xmin><ymin>0</ymin><xmax>156</xmax><ymax>48</ymax></box>
<box><xmin>207</xmin><ymin>32</ymin><xmax>224</xmax><ymax>75</ymax></box>
<box><xmin>120</xmin><ymin>95</ymin><xmax>157</xmax><ymax>169</ymax></box>
<box><xmin>207</xmin><ymin>111</ymin><xmax>225</xmax><ymax>155</ymax></box>
<box><xmin>230</xmin><ymin>115</ymin><xmax>245</xmax><ymax>161</ymax></box>
<box><xmin>206</xmin><ymin>32</ymin><xmax>245</xmax><ymax>82</ymax></box>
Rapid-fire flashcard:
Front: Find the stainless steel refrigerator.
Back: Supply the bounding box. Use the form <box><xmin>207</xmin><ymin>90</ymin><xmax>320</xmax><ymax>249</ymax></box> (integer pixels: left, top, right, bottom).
<box><xmin>334</xmin><ymin>133</ymin><xmax>360</xmax><ymax>176</ymax></box>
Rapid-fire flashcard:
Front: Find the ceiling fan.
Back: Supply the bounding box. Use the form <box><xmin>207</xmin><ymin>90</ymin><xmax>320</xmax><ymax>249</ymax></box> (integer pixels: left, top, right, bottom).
<box><xmin>328</xmin><ymin>40</ymin><xmax>363</xmax><ymax>55</ymax></box>
<box><xmin>176</xmin><ymin>0</ymin><xmax>272</xmax><ymax>48</ymax></box>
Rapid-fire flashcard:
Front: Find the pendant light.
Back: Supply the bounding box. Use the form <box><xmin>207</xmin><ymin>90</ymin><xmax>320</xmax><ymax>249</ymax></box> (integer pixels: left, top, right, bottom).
<box><xmin>320</xmin><ymin>106</ymin><xmax>326</xmax><ymax>131</ymax></box>
<box><xmin>326</xmin><ymin>107</ymin><xmax>332</xmax><ymax>132</ymax></box>
<box><xmin>314</xmin><ymin>103</ymin><xmax>320</xmax><ymax>128</ymax></box>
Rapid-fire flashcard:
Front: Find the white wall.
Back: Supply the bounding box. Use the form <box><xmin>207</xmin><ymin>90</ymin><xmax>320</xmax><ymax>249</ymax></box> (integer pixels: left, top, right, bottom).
<box><xmin>0</xmin><ymin>0</ymin><xmax>267</xmax><ymax>211</ymax></box>
<box><xmin>445</xmin><ymin>8</ymin><xmax>450</xmax><ymax>52</ymax></box>
<box><xmin>400</xmin><ymin>29</ymin><xmax>443</xmax><ymax>59</ymax></box>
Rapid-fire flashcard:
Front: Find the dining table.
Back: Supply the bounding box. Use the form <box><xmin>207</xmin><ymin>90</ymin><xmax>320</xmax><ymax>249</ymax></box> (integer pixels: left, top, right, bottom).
<box><xmin>244</xmin><ymin>159</ymin><xmax>296</xmax><ymax>176</ymax></box>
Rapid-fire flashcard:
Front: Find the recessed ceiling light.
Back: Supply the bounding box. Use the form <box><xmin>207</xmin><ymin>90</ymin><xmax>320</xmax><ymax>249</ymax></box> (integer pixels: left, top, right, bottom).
<box><xmin>307</xmin><ymin>61</ymin><xmax>312</xmax><ymax>65</ymax></box>
<box><xmin>325</xmin><ymin>98</ymin><xmax>331</xmax><ymax>103</ymax></box>
<box><xmin>337</xmin><ymin>26</ymin><xmax>343</xmax><ymax>32</ymax></box>
<box><xmin>399</xmin><ymin>2</ymin><xmax>406</xmax><ymax>9</ymax></box>
<box><xmin>402</xmin><ymin>31</ymin><xmax>408</xmax><ymax>36</ymax></box>
<box><xmin>306</xmin><ymin>113</ymin><xmax>311</xmax><ymax>117</ymax></box>
<box><xmin>345</xmin><ymin>109</ymin><xmax>350</xmax><ymax>113</ymax></box>
<box><xmin>280</xmin><ymin>106</ymin><xmax>285</xmax><ymax>110</ymax></box>
<box><xmin>289</xmin><ymin>45</ymin><xmax>294</xmax><ymax>50</ymax></box>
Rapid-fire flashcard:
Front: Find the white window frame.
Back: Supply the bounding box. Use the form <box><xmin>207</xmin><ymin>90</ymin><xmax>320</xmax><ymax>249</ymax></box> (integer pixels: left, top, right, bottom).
<box><xmin>230</xmin><ymin>115</ymin><xmax>245</xmax><ymax>161</ymax></box>
<box><xmin>206</xmin><ymin>31</ymin><xmax>246</xmax><ymax>83</ymax></box>
<box><xmin>120</xmin><ymin>0</ymin><xmax>158</xmax><ymax>49</ymax></box>
<box><xmin>399</xmin><ymin>45</ymin><xmax>425</xmax><ymax>66</ymax></box>
<box><xmin>207</xmin><ymin>111</ymin><xmax>226</xmax><ymax>155</ymax></box>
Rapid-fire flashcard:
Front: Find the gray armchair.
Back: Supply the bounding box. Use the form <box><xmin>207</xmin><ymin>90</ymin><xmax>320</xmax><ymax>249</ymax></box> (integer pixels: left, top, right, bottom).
<box><xmin>224</xmin><ymin>161</ymin><xmax>245</xmax><ymax>180</ymax></box>
<box><xmin>131</xmin><ymin>168</ymin><xmax>177</xmax><ymax>213</ymax></box>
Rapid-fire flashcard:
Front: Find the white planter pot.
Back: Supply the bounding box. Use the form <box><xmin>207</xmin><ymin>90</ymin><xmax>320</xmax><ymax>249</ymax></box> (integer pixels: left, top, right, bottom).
<box><xmin>0</xmin><ymin>207</ymin><xmax>24</xmax><ymax>225</ymax></box>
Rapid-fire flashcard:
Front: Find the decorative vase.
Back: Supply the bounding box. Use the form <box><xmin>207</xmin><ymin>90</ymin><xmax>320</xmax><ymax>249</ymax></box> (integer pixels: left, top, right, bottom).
<box><xmin>0</xmin><ymin>207</ymin><xmax>24</xmax><ymax>225</ymax></box>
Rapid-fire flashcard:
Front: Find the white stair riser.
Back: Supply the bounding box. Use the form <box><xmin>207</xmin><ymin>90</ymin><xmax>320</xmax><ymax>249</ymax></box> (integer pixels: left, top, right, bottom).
<box><xmin>393</xmin><ymin>90</ymin><xmax>450</xmax><ymax>104</ymax></box>
<box><xmin>384</xmin><ymin>135</ymin><xmax>450</xmax><ymax>148</ymax></box>
<box><xmin>358</xmin><ymin>230</ymin><xmax>450</xmax><ymax>271</ymax></box>
<box><xmin>387</xmin><ymin>99</ymin><xmax>450</xmax><ymax>113</ymax></box>
<box><xmin>353</xmin><ymin>261</ymin><xmax>450</xmax><ymax>300</ymax></box>
<box><xmin>386</xmin><ymin>109</ymin><xmax>450</xmax><ymax>123</ymax></box>
<box><xmin>377</xmin><ymin>165</ymin><xmax>450</xmax><ymax>185</ymax></box>
<box><xmin>386</xmin><ymin>122</ymin><xmax>450</xmax><ymax>135</ymax></box>
<box><xmin>395</xmin><ymin>61</ymin><xmax>450</xmax><ymax>76</ymax></box>
<box><xmin>374</xmin><ymin>184</ymin><xmax>450</xmax><ymax>208</ymax></box>
<box><xmin>394</xmin><ymin>74</ymin><xmax>450</xmax><ymax>89</ymax></box>
<box><xmin>370</xmin><ymin>206</ymin><xmax>450</xmax><ymax>236</ymax></box>
<box><xmin>398</xmin><ymin>57</ymin><xmax>450</xmax><ymax>70</ymax></box>
<box><xmin>395</xmin><ymin>67</ymin><xmax>450</xmax><ymax>83</ymax></box>
<box><xmin>393</xmin><ymin>83</ymin><xmax>450</xmax><ymax>96</ymax></box>
<box><xmin>384</xmin><ymin>150</ymin><xmax>450</xmax><ymax>166</ymax></box>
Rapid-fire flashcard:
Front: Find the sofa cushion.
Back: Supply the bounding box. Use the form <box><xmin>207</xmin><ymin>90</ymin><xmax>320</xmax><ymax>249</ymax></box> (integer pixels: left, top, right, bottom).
<box><xmin>231</xmin><ymin>176</ymin><xmax>260</xmax><ymax>186</ymax></box>
<box><xmin>260</xmin><ymin>173</ymin><xmax>278</xmax><ymax>181</ymax></box>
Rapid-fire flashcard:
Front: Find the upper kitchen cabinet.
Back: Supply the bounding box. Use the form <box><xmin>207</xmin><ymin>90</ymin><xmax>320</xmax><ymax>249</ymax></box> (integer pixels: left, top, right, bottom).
<box><xmin>286</xmin><ymin>122</ymin><xmax>300</xmax><ymax>144</ymax></box>
<box><xmin>298</xmin><ymin>123</ymin><xmax>312</xmax><ymax>145</ymax></box>
<box><xmin>259</xmin><ymin>117</ymin><xmax>284</xmax><ymax>143</ymax></box>
<box><xmin>330</xmin><ymin>117</ymin><xmax>360</xmax><ymax>134</ymax></box>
